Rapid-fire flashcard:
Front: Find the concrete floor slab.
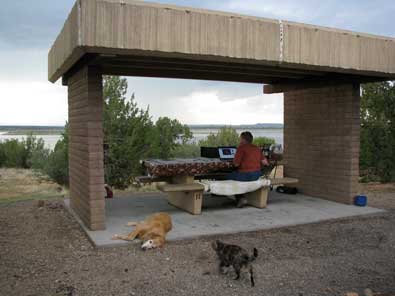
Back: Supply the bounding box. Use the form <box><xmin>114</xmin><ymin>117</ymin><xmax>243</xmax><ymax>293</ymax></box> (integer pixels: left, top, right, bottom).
<box><xmin>64</xmin><ymin>191</ymin><xmax>384</xmax><ymax>247</ymax></box>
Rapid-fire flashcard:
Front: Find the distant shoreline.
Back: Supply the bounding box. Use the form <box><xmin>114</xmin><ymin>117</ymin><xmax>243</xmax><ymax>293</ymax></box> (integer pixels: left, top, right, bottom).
<box><xmin>0</xmin><ymin>123</ymin><xmax>284</xmax><ymax>135</ymax></box>
<box><xmin>0</xmin><ymin>124</ymin><xmax>284</xmax><ymax>148</ymax></box>
<box><xmin>189</xmin><ymin>123</ymin><xmax>283</xmax><ymax>129</ymax></box>
<box><xmin>0</xmin><ymin>126</ymin><xmax>65</xmax><ymax>136</ymax></box>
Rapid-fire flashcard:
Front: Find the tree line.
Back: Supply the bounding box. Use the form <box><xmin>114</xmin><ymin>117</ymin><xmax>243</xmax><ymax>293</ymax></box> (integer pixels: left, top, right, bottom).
<box><xmin>1</xmin><ymin>78</ymin><xmax>393</xmax><ymax>188</ymax></box>
<box><xmin>360</xmin><ymin>82</ymin><xmax>395</xmax><ymax>182</ymax></box>
<box><xmin>0</xmin><ymin>76</ymin><xmax>274</xmax><ymax>189</ymax></box>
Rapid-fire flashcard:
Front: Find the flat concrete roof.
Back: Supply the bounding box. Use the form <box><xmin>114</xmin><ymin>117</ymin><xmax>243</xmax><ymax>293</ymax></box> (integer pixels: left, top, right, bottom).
<box><xmin>49</xmin><ymin>0</ymin><xmax>395</xmax><ymax>84</ymax></box>
<box><xmin>65</xmin><ymin>192</ymin><xmax>384</xmax><ymax>248</ymax></box>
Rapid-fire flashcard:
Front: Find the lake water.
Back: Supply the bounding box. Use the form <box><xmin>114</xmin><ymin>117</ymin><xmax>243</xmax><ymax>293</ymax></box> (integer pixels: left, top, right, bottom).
<box><xmin>0</xmin><ymin>128</ymin><xmax>283</xmax><ymax>150</ymax></box>
<box><xmin>0</xmin><ymin>134</ymin><xmax>62</xmax><ymax>150</ymax></box>
<box><xmin>191</xmin><ymin>128</ymin><xmax>283</xmax><ymax>146</ymax></box>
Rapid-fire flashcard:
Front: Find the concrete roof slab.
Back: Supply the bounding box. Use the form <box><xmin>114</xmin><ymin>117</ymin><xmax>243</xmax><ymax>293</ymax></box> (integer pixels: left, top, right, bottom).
<box><xmin>48</xmin><ymin>0</ymin><xmax>395</xmax><ymax>83</ymax></box>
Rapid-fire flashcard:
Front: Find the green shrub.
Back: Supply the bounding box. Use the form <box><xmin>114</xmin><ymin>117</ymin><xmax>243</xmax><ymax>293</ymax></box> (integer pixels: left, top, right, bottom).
<box><xmin>199</xmin><ymin>127</ymin><xmax>239</xmax><ymax>147</ymax></box>
<box><xmin>0</xmin><ymin>139</ymin><xmax>26</xmax><ymax>167</ymax></box>
<box><xmin>30</xmin><ymin>148</ymin><xmax>50</xmax><ymax>171</ymax></box>
<box><xmin>23</xmin><ymin>126</ymin><xmax>70</xmax><ymax>186</ymax></box>
<box><xmin>253</xmin><ymin>136</ymin><xmax>275</xmax><ymax>147</ymax></box>
<box><xmin>149</xmin><ymin>117</ymin><xmax>193</xmax><ymax>159</ymax></box>
<box><xmin>44</xmin><ymin>141</ymin><xmax>69</xmax><ymax>186</ymax></box>
<box><xmin>0</xmin><ymin>144</ymin><xmax>5</xmax><ymax>167</ymax></box>
<box><xmin>42</xmin><ymin>125</ymin><xmax>69</xmax><ymax>186</ymax></box>
<box><xmin>103</xmin><ymin>76</ymin><xmax>193</xmax><ymax>188</ymax></box>
<box><xmin>23</xmin><ymin>135</ymin><xmax>47</xmax><ymax>169</ymax></box>
<box><xmin>0</xmin><ymin>134</ymin><xmax>47</xmax><ymax>169</ymax></box>
<box><xmin>198</xmin><ymin>128</ymin><xmax>276</xmax><ymax>148</ymax></box>
<box><xmin>171</xmin><ymin>143</ymin><xmax>200</xmax><ymax>158</ymax></box>
<box><xmin>103</xmin><ymin>76</ymin><xmax>155</xmax><ymax>189</ymax></box>
<box><xmin>360</xmin><ymin>82</ymin><xmax>395</xmax><ymax>183</ymax></box>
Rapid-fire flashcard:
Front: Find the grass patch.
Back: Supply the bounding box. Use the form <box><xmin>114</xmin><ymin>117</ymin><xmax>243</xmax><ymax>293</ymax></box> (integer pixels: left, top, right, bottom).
<box><xmin>0</xmin><ymin>168</ymin><xmax>67</xmax><ymax>204</ymax></box>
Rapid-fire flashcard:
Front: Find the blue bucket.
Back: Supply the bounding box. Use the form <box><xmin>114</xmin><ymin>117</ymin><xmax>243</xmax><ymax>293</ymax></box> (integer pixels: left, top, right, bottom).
<box><xmin>354</xmin><ymin>195</ymin><xmax>367</xmax><ymax>206</ymax></box>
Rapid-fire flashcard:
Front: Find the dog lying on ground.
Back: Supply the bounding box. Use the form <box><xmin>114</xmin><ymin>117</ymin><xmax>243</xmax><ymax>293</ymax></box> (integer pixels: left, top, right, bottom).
<box><xmin>212</xmin><ymin>240</ymin><xmax>258</xmax><ymax>286</ymax></box>
<box><xmin>112</xmin><ymin>212</ymin><xmax>172</xmax><ymax>250</ymax></box>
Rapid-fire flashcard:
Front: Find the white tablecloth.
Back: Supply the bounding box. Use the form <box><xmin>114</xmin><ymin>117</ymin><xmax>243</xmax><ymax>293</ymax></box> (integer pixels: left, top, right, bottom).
<box><xmin>198</xmin><ymin>178</ymin><xmax>271</xmax><ymax>196</ymax></box>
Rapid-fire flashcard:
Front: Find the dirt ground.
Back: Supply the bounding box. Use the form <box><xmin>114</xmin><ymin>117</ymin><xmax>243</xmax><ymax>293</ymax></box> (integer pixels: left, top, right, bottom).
<box><xmin>1</xmin><ymin>179</ymin><xmax>395</xmax><ymax>296</ymax></box>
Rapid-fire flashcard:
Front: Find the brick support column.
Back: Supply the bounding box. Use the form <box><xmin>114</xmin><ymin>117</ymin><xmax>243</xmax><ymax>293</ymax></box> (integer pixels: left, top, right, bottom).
<box><xmin>283</xmin><ymin>83</ymin><xmax>360</xmax><ymax>204</ymax></box>
<box><xmin>67</xmin><ymin>66</ymin><xmax>105</xmax><ymax>230</ymax></box>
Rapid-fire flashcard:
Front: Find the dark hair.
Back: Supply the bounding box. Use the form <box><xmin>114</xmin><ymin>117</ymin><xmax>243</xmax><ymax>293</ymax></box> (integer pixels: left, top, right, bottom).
<box><xmin>240</xmin><ymin>131</ymin><xmax>253</xmax><ymax>143</ymax></box>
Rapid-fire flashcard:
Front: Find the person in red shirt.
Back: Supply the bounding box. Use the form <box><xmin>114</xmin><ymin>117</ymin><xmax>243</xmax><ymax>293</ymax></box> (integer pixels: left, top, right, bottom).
<box><xmin>227</xmin><ymin>131</ymin><xmax>269</xmax><ymax>207</ymax></box>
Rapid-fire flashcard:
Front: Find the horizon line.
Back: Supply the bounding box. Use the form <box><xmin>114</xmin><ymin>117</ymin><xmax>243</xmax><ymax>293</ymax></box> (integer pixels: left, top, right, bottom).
<box><xmin>0</xmin><ymin>123</ymin><xmax>284</xmax><ymax>128</ymax></box>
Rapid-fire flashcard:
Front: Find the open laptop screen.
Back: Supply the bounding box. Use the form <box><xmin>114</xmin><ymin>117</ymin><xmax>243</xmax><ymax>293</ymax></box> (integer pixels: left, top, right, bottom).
<box><xmin>218</xmin><ymin>147</ymin><xmax>237</xmax><ymax>160</ymax></box>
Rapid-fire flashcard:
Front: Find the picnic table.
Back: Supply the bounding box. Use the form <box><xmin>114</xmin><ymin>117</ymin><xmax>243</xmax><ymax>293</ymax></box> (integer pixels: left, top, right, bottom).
<box><xmin>140</xmin><ymin>158</ymin><xmax>297</xmax><ymax>215</ymax></box>
<box><xmin>142</xmin><ymin>158</ymin><xmax>235</xmax><ymax>177</ymax></box>
<box><xmin>141</xmin><ymin>158</ymin><xmax>233</xmax><ymax>214</ymax></box>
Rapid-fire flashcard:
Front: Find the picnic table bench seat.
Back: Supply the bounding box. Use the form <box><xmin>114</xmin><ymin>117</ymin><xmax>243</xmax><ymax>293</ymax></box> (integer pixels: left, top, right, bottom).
<box><xmin>270</xmin><ymin>177</ymin><xmax>299</xmax><ymax>186</ymax></box>
<box><xmin>156</xmin><ymin>176</ymin><xmax>205</xmax><ymax>215</ymax></box>
<box><xmin>137</xmin><ymin>158</ymin><xmax>298</xmax><ymax>215</ymax></box>
<box><xmin>154</xmin><ymin>176</ymin><xmax>299</xmax><ymax>215</ymax></box>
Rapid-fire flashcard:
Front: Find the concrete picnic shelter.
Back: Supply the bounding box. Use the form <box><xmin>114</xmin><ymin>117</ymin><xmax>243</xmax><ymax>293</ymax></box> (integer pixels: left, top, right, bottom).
<box><xmin>48</xmin><ymin>0</ymin><xmax>395</xmax><ymax>231</ymax></box>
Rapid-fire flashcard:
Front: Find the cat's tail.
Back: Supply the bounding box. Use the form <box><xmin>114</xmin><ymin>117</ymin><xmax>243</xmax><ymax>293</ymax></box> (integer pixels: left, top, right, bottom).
<box><xmin>249</xmin><ymin>248</ymin><xmax>258</xmax><ymax>262</ymax></box>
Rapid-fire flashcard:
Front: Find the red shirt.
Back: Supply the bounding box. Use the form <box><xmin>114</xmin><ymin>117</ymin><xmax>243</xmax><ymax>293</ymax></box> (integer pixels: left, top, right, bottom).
<box><xmin>233</xmin><ymin>143</ymin><xmax>264</xmax><ymax>173</ymax></box>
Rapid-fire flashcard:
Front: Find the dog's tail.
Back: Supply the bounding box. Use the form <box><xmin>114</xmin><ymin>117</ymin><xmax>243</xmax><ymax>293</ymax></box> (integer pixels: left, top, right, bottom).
<box><xmin>249</xmin><ymin>248</ymin><xmax>258</xmax><ymax>262</ymax></box>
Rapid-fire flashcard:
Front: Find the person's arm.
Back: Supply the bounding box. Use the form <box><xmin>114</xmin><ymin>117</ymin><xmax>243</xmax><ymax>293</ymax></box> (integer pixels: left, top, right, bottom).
<box><xmin>261</xmin><ymin>153</ymin><xmax>269</xmax><ymax>167</ymax></box>
<box><xmin>233</xmin><ymin>147</ymin><xmax>244</xmax><ymax>167</ymax></box>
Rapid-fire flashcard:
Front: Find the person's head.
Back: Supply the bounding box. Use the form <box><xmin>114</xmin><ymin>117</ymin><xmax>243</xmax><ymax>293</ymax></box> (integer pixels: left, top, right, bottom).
<box><xmin>240</xmin><ymin>131</ymin><xmax>253</xmax><ymax>145</ymax></box>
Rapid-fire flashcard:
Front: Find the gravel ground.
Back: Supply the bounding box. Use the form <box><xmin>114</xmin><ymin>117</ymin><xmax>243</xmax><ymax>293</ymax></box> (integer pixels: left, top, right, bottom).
<box><xmin>1</xmin><ymin>185</ymin><xmax>395</xmax><ymax>296</ymax></box>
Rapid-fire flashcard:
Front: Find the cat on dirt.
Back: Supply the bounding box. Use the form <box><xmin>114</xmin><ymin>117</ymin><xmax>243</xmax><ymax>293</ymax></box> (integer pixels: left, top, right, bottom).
<box><xmin>212</xmin><ymin>240</ymin><xmax>258</xmax><ymax>287</ymax></box>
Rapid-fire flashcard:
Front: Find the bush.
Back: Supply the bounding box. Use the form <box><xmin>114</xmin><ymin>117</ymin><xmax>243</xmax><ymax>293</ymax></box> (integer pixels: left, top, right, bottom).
<box><xmin>44</xmin><ymin>139</ymin><xmax>69</xmax><ymax>186</ymax></box>
<box><xmin>0</xmin><ymin>135</ymin><xmax>47</xmax><ymax>168</ymax></box>
<box><xmin>171</xmin><ymin>143</ymin><xmax>200</xmax><ymax>158</ymax></box>
<box><xmin>42</xmin><ymin>125</ymin><xmax>69</xmax><ymax>186</ymax></box>
<box><xmin>30</xmin><ymin>147</ymin><xmax>50</xmax><ymax>171</ymax></box>
<box><xmin>253</xmin><ymin>136</ymin><xmax>275</xmax><ymax>147</ymax></box>
<box><xmin>0</xmin><ymin>139</ymin><xmax>26</xmax><ymax>167</ymax></box>
<box><xmin>0</xmin><ymin>144</ymin><xmax>5</xmax><ymax>167</ymax></box>
<box><xmin>25</xmin><ymin>126</ymin><xmax>70</xmax><ymax>186</ymax></box>
<box><xmin>198</xmin><ymin>128</ymin><xmax>276</xmax><ymax>148</ymax></box>
<box><xmin>23</xmin><ymin>135</ymin><xmax>47</xmax><ymax>169</ymax></box>
<box><xmin>149</xmin><ymin>117</ymin><xmax>193</xmax><ymax>159</ymax></box>
<box><xmin>103</xmin><ymin>76</ymin><xmax>156</xmax><ymax>189</ymax></box>
<box><xmin>360</xmin><ymin>82</ymin><xmax>395</xmax><ymax>183</ymax></box>
<box><xmin>103</xmin><ymin>76</ymin><xmax>193</xmax><ymax>188</ymax></box>
<box><xmin>199</xmin><ymin>127</ymin><xmax>239</xmax><ymax>147</ymax></box>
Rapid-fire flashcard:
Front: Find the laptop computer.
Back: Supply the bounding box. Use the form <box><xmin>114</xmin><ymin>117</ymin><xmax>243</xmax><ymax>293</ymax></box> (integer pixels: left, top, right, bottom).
<box><xmin>218</xmin><ymin>147</ymin><xmax>237</xmax><ymax>161</ymax></box>
<box><xmin>200</xmin><ymin>146</ymin><xmax>237</xmax><ymax>161</ymax></box>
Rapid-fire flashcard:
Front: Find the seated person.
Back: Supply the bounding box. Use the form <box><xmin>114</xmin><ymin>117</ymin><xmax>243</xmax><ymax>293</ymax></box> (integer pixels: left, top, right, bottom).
<box><xmin>227</xmin><ymin>131</ymin><xmax>269</xmax><ymax>207</ymax></box>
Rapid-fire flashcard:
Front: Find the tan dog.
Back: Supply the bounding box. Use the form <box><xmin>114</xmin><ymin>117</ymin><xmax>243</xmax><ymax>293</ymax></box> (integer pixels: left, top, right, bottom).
<box><xmin>112</xmin><ymin>212</ymin><xmax>172</xmax><ymax>250</ymax></box>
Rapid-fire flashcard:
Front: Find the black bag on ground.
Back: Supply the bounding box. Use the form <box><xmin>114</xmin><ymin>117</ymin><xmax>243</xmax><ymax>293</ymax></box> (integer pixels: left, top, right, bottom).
<box><xmin>276</xmin><ymin>186</ymin><xmax>298</xmax><ymax>194</ymax></box>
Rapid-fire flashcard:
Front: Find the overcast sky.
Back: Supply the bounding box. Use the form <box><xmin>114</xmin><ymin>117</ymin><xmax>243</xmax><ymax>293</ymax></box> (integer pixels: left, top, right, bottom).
<box><xmin>0</xmin><ymin>0</ymin><xmax>394</xmax><ymax>126</ymax></box>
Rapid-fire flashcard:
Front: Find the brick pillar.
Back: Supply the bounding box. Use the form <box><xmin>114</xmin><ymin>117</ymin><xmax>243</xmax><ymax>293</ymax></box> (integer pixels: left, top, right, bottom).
<box><xmin>283</xmin><ymin>83</ymin><xmax>360</xmax><ymax>204</ymax></box>
<box><xmin>67</xmin><ymin>66</ymin><xmax>105</xmax><ymax>230</ymax></box>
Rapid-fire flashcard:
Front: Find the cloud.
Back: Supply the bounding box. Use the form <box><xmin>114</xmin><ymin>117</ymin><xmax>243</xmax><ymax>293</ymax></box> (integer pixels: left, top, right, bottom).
<box><xmin>217</xmin><ymin>0</ymin><xmax>395</xmax><ymax>36</ymax></box>
<box><xmin>0</xmin><ymin>80</ymin><xmax>67</xmax><ymax>126</ymax></box>
<box><xmin>0</xmin><ymin>49</ymin><xmax>49</xmax><ymax>81</ymax></box>
<box><xmin>0</xmin><ymin>0</ymin><xmax>394</xmax><ymax>126</ymax></box>
<box><xmin>127</xmin><ymin>77</ymin><xmax>282</xmax><ymax>124</ymax></box>
<box><xmin>0</xmin><ymin>0</ymin><xmax>75</xmax><ymax>49</ymax></box>
<box><xmin>223</xmin><ymin>0</ymin><xmax>314</xmax><ymax>21</ymax></box>
<box><xmin>134</xmin><ymin>89</ymin><xmax>283</xmax><ymax>125</ymax></box>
